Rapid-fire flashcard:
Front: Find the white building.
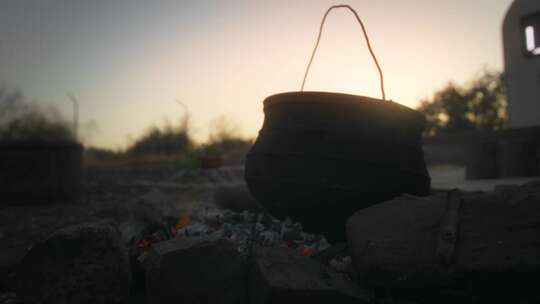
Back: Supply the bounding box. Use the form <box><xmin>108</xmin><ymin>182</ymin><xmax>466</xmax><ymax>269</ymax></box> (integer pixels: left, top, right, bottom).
<box><xmin>503</xmin><ymin>0</ymin><xmax>540</xmax><ymax>128</ymax></box>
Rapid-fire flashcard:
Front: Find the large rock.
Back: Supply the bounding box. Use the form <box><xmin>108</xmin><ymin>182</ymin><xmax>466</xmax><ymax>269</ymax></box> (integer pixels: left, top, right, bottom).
<box><xmin>16</xmin><ymin>220</ymin><xmax>130</xmax><ymax>304</ymax></box>
<box><xmin>249</xmin><ymin>246</ymin><xmax>369</xmax><ymax>304</ymax></box>
<box><xmin>347</xmin><ymin>185</ymin><xmax>540</xmax><ymax>302</ymax></box>
<box><xmin>143</xmin><ymin>236</ymin><xmax>247</xmax><ymax>304</ymax></box>
<box><xmin>347</xmin><ymin>193</ymin><xmax>449</xmax><ymax>289</ymax></box>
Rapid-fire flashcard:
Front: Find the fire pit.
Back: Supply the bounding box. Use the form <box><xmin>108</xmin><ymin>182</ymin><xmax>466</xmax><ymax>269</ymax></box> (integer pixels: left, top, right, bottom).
<box><xmin>136</xmin><ymin>207</ymin><xmax>331</xmax><ymax>259</ymax></box>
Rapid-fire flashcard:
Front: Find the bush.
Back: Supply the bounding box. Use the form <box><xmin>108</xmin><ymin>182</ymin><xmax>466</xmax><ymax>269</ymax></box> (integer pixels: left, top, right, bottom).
<box><xmin>126</xmin><ymin>118</ymin><xmax>192</xmax><ymax>156</ymax></box>
<box><xmin>84</xmin><ymin>110</ymin><xmax>253</xmax><ymax>169</ymax></box>
<box><xmin>0</xmin><ymin>88</ymin><xmax>75</xmax><ymax>142</ymax></box>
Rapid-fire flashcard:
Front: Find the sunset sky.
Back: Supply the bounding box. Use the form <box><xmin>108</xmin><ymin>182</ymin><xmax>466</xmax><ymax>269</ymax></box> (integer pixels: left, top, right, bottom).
<box><xmin>0</xmin><ymin>0</ymin><xmax>513</xmax><ymax>149</ymax></box>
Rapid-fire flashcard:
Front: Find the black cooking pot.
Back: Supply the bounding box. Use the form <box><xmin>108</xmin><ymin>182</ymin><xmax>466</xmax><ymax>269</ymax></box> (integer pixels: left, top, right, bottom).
<box><xmin>244</xmin><ymin>5</ymin><xmax>431</xmax><ymax>241</ymax></box>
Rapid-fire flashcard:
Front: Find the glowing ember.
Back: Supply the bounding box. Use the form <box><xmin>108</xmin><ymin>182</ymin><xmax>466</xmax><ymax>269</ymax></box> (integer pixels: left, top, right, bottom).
<box><xmin>174</xmin><ymin>210</ymin><xmax>192</xmax><ymax>230</ymax></box>
<box><xmin>136</xmin><ymin>207</ymin><xmax>331</xmax><ymax>259</ymax></box>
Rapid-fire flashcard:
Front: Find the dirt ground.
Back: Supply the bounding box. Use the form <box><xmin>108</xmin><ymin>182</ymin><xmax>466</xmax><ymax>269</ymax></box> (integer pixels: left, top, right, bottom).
<box><xmin>0</xmin><ymin>163</ymin><xmax>240</xmax><ymax>293</ymax></box>
<box><xmin>3</xmin><ymin>163</ymin><xmax>539</xmax><ymax>302</ymax></box>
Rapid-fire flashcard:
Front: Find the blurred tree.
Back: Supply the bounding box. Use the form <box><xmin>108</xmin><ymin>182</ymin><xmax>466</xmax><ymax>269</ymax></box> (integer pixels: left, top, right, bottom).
<box><xmin>417</xmin><ymin>70</ymin><xmax>507</xmax><ymax>136</ymax></box>
<box><xmin>0</xmin><ymin>87</ymin><xmax>75</xmax><ymax>142</ymax></box>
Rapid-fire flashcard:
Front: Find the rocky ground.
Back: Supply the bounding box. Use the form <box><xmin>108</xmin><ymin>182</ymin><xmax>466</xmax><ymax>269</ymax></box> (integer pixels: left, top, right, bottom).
<box><xmin>0</xmin><ymin>163</ymin><xmax>246</xmax><ymax>302</ymax></box>
<box><xmin>2</xmin><ymin>163</ymin><xmax>344</xmax><ymax>303</ymax></box>
<box><xmin>2</xmin><ymin>163</ymin><xmax>540</xmax><ymax>303</ymax></box>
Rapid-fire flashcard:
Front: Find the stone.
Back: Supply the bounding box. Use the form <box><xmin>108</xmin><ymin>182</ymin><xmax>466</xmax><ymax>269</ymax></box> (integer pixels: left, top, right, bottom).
<box><xmin>347</xmin><ymin>194</ymin><xmax>449</xmax><ymax>289</ymax></box>
<box><xmin>0</xmin><ymin>292</ymin><xmax>18</xmax><ymax>304</ymax></box>
<box><xmin>347</xmin><ymin>187</ymin><xmax>540</xmax><ymax>302</ymax></box>
<box><xmin>249</xmin><ymin>246</ymin><xmax>369</xmax><ymax>304</ymax></box>
<box><xmin>16</xmin><ymin>220</ymin><xmax>130</xmax><ymax>304</ymax></box>
<box><xmin>143</xmin><ymin>236</ymin><xmax>247</xmax><ymax>304</ymax></box>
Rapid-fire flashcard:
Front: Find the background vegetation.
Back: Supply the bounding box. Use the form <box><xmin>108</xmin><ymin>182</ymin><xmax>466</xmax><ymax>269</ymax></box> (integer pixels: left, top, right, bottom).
<box><xmin>0</xmin><ymin>88</ymin><xmax>75</xmax><ymax>142</ymax></box>
<box><xmin>83</xmin><ymin>114</ymin><xmax>252</xmax><ymax>169</ymax></box>
<box><xmin>1</xmin><ymin>68</ymin><xmax>509</xmax><ymax>170</ymax></box>
<box><xmin>0</xmin><ymin>86</ymin><xmax>252</xmax><ymax>169</ymax></box>
<box><xmin>417</xmin><ymin>69</ymin><xmax>507</xmax><ymax>136</ymax></box>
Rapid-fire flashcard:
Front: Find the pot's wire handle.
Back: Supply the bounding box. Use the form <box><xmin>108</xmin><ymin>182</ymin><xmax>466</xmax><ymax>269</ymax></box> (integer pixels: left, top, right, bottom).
<box><xmin>300</xmin><ymin>4</ymin><xmax>386</xmax><ymax>101</ymax></box>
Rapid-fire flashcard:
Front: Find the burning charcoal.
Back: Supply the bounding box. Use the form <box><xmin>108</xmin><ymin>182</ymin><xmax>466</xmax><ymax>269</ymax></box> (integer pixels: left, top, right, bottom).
<box><xmin>329</xmin><ymin>256</ymin><xmax>353</xmax><ymax>273</ymax></box>
<box><xmin>258</xmin><ymin>231</ymin><xmax>278</xmax><ymax>246</ymax></box>
<box><xmin>229</xmin><ymin>227</ymin><xmax>250</xmax><ymax>244</ymax></box>
<box><xmin>282</xmin><ymin>217</ymin><xmax>292</xmax><ymax>226</ymax></box>
<box><xmin>249</xmin><ymin>246</ymin><xmax>369</xmax><ymax>304</ymax></box>
<box><xmin>174</xmin><ymin>210</ymin><xmax>192</xmax><ymax>231</ymax></box>
<box><xmin>242</xmin><ymin>210</ymin><xmax>256</xmax><ymax>223</ymax></box>
<box><xmin>318</xmin><ymin>237</ymin><xmax>331</xmax><ymax>251</ymax></box>
<box><xmin>312</xmin><ymin>242</ymin><xmax>348</xmax><ymax>263</ymax></box>
<box><xmin>230</xmin><ymin>212</ymin><xmax>245</xmax><ymax>224</ymax></box>
<box><xmin>143</xmin><ymin>236</ymin><xmax>247</xmax><ymax>304</ymax></box>
<box><xmin>176</xmin><ymin>222</ymin><xmax>213</xmax><ymax>237</ymax></box>
<box><xmin>203</xmin><ymin>209</ymin><xmax>226</xmax><ymax>224</ymax></box>
<box><xmin>138</xmin><ymin>206</ymin><xmax>332</xmax><ymax>269</ymax></box>
<box><xmin>16</xmin><ymin>221</ymin><xmax>130</xmax><ymax>304</ymax></box>
<box><xmin>280</xmin><ymin>220</ymin><xmax>303</xmax><ymax>241</ymax></box>
<box><xmin>254</xmin><ymin>222</ymin><xmax>265</xmax><ymax>233</ymax></box>
<box><xmin>221</xmin><ymin>222</ymin><xmax>236</xmax><ymax>239</ymax></box>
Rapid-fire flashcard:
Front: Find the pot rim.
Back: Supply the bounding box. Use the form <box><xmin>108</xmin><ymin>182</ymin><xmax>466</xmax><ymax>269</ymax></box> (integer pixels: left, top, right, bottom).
<box><xmin>263</xmin><ymin>91</ymin><xmax>423</xmax><ymax>119</ymax></box>
<box><xmin>264</xmin><ymin>91</ymin><xmax>384</xmax><ymax>106</ymax></box>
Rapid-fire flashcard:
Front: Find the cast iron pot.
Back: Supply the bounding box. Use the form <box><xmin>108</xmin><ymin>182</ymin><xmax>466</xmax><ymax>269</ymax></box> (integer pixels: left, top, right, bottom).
<box><xmin>245</xmin><ymin>5</ymin><xmax>431</xmax><ymax>241</ymax></box>
<box><xmin>245</xmin><ymin>92</ymin><xmax>430</xmax><ymax>241</ymax></box>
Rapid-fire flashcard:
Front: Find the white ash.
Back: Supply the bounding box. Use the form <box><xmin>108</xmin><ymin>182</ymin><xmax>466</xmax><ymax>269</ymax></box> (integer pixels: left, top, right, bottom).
<box><xmin>329</xmin><ymin>256</ymin><xmax>353</xmax><ymax>273</ymax></box>
<box><xmin>173</xmin><ymin>208</ymin><xmax>331</xmax><ymax>256</ymax></box>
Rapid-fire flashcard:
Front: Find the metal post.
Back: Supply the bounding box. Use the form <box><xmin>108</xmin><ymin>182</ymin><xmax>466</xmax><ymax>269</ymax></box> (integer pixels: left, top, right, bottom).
<box><xmin>67</xmin><ymin>93</ymin><xmax>79</xmax><ymax>141</ymax></box>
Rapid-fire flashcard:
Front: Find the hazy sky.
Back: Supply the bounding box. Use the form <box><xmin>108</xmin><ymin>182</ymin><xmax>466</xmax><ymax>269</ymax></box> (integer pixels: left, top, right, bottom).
<box><xmin>0</xmin><ymin>0</ymin><xmax>513</xmax><ymax>148</ymax></box>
